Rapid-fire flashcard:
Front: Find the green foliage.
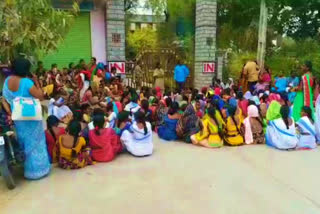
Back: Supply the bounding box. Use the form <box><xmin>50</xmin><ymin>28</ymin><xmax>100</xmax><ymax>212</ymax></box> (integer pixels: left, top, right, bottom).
<box><xmin>266</xmin><ymin>38</ymin><xmax>320</xmax><ymax>78</ymax></box>
<box><xmin>127</xmin><ymin>28</ymin><xmax>158</xmax><ymax>57</ymax></box>
<box><xmin>227</xmin><ymin>38</ymin><xmax>320</xmax><ymax>80</ymax></box>
<box><xmin>227</xmin><ymin>52</ymin><xmax>257</xmax><ymax>79</ymax></box>
<box><xmin>0</xmin><ymin>0</ymin><xmax>78</xmax><ymax>61</ymax></box>
<box><xmin>268</xmin><ymin>0</ymin><xmax>320</xmax><ymax>39</ymax></box>
<box><xmin>218</xmin><ymin>0</ymin><xmax>320</xmax><ymax>41</ymax></box>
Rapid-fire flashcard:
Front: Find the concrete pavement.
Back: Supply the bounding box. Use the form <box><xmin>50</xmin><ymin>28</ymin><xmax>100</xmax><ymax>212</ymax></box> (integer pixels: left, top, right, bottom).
<box><xmin>1</xmin><ymin>135</ymin><xmax>320</xmax><ymax>214</ymax></box>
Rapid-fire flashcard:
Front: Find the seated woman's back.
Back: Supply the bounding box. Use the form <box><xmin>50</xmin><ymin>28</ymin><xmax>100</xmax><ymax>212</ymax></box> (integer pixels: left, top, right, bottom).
<box><xmin>244</xmin><ymin>105</ymin><xmax>265</xmax><ymax>145</ymax></box>
<box><xmin>224</xmin><ymin>106</ymin><xmax>244</xmax><ymax>146</ymax></box>
<box><xmin>45</xmin><ymin>115</ymin><xmax>66</xmax><ymax>163</ymax></box>
<box><xmin>89</xmin><ymin>128</ymin><xmax>122</xmax><ymax>162</ymax></box>
<box><xmin>158</xmin><ymin>102</ymin><xmax>180</xmax><ymax>141</ymax></box>
<box><xmin>296</xmin><ymin>107</ymin><xmax>317</xmax><ymax>150</ymax></box>
<box><xmin>121</xmin><ymin>111</ymin><xmax>153</xmax><ymax>157</ymax></box>
<box><xmin>266</xmin><ymin>106</ymin><xmax>298</xmax><ymax>150</ymax></box>
<box><xmin>57</xmin><ymin>120</ymin><xmax>94</xmax><ymax>169</ymax></box>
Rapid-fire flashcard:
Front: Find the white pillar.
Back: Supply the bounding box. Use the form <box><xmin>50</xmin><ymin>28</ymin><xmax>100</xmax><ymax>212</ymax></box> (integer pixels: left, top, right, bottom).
<box><xmin>194</xmin><ymin>0</ymin><xmax>217</xmax><ymax>89</ymax></box>
<box><xmin>90</xmin><ymin>8</ymin><xmax>107</xmax><ymax>64</ymax></box>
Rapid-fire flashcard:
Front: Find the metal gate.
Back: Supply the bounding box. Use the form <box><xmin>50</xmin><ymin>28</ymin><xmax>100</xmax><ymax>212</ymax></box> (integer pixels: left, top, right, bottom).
<box><xmin>125</xmin><ymin>48</ymin><xmax>193</xmax><ymax>90</ymax></box>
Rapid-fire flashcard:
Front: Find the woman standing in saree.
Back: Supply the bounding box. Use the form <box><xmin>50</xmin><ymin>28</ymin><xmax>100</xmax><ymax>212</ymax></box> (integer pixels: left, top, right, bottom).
<box><xmin>3</xmin><ymin>58</ymin><xmax>51</xmax><ymax>179</ymax></box>
<box><xmin>296</xmin><ymin>107</ymin><xmax>317</xmax><ymax>150</ymax></box>
<box><xmin>315</xmin><ymin>95</ymin><xmax>320</xmax><ymax>142</ymax></box>
<box><xmin>266</xmin><ymin>106</ymin><xmax>298</xmax><ymax>150</ymax></box>
<box><xmin>153</xmin><ymin>62</ymin><xmax>165</xmax><ymax>91</ymax></box>
<box><xmin>293</xmin><ymin>61</ymin><xmax>315</xmax><ymax>122</ymax></box>
<box><xmin>239</xmin><ymin>64</ymin><xmax>248</xmax><ymax>93</ymax></box>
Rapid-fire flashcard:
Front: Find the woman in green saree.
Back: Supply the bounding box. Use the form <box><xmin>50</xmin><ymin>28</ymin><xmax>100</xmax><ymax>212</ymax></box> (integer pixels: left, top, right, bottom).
<box><xmin>293</xmin><ymin>61</ymin><xmax>315</xmax><ymax>122</ymax></box>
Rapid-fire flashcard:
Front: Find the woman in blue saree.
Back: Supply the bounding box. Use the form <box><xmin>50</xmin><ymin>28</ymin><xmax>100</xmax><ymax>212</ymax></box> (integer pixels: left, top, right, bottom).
<box><xmin>158</xmin><ymin>102</ymin><xmax>181</xmax><ymax>141</ymax></box>
<box><xmin>2</xmin><ymin>58</ymin><xmax>51</xmax><ymax>180</ymax></box>
<box><xmin>266</xmin><ymin>105</ymin><xmax>298</xmax><ymax>150</ymax></box>
<box><xmin>315</xmin><ymin>95</ymin><xmax>320</xmax><ymax>142</ymax></box>
<box><xmin>296</xmin><ymin>106</ymin><xmax>317</xmax><ymax>150</ymax></box>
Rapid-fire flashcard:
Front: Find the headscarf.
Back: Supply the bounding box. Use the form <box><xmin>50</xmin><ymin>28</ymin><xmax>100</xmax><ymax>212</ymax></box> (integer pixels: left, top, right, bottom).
<box><xmin>156</xmin><ymin>99</ymin><xmax>168</xmax><ymax>126</ymax></box>
<box><xmin>268</xmin><ymin>93</ymin><xmax>281</xmax><ymax>104</ymax></box>
<box><xmin>244</xmin><ymin>91</ymin><xmax>252</xmax><ymax>100</ymax></box>
<box><xmin>206</xmin><ymin>89</ymin><xmax>214</xmax><ymax>98</ymax></box>
<box><xmin>229</xmin><ymin>78</ymin><xmax>234</xmax><ymax>87</ymax></box>
<box><xmin>97</xmin><ymin>62</ymin><xmax>104</xmax><ymax>70</ymax></box>
<box><xmin>243</xmin><ymin>105</ymin><xmax>260</xmax><ymax>144</ymax></box>
<box><xmin>229</xmin><ymin>97</ymin><xmax>238</xmax><ymax>108</ymax></box>
<box><xmin>250</xmin><ymin>96</ymin><xmax>260</xmax><ymax>106</ymax></box>
<box><xmin>266</xmin><ymin>101</ymin><xmax>282</xmax><ymax>121</ymax></box>
<box><xmin>91</xmin><ymin>62</ymin><xmax>104</xmax><ymax>81</ymax></box>
<box><xmin>175</xmin><ymin>94</ymin><xmax>183</xmax><ymax>103</ymax></box>
<box><xmin>214</xmin><ymin>88</ymin><xmax>221</xmax><ymax>96</ymax></box>
<box><xmin>176</xmin><ymin>104</ymin><xmax>199</xmax><ymax>140</ymax></box>
<box><xmin>155</xmin><ymin>87</ymin><xmax>162</xmax><ymax>98</ymax></box>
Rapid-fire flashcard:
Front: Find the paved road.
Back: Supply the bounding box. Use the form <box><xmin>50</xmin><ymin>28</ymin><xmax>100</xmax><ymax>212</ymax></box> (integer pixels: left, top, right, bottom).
<box><xmin>1</xmin><ymin>135</ymin><xmax>320</xmax><ymax>214</ymax></box>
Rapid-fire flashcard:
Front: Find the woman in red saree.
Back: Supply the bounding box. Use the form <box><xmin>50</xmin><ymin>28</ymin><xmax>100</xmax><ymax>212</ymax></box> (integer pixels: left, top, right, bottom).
<box><xmin>89</xmin><ymin>113</ymin><xmax>122</xmax><ymax>162</ymax></box>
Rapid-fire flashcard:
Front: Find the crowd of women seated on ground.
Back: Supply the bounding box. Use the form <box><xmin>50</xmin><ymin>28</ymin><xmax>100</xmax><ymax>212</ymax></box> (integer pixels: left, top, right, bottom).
<box><xmin>2</xmin><ymin>57</ymin><xmax>320</xmax><ymax>181</ymax></box>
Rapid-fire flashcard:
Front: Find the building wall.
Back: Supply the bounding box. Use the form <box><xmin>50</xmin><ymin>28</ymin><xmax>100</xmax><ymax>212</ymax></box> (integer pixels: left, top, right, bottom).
<box><xmin>194</xmin><ymin>0</ymin><xmax>217</xmax><ymax>89</ymax></box>
<box><xmin>90</xmin><ymin>8</ymin><xmax>107</xmax><ymax>64</ymax></box>
<box><xmin>106</xmin><ymin>0</ymin><xmax>126</xmax><ymax>62</ymax></box>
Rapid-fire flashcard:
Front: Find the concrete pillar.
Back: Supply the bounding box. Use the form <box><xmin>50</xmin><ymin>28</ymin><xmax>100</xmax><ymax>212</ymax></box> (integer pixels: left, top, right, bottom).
<box><xmin>194</xmin><ymin>0</ymin><xmax>217</xmax><ymax>89</ymax></box>
<box><xmin>106</xmin><ymin>0</ymin><xmax>126</xmax><ymax>62</ymax></box>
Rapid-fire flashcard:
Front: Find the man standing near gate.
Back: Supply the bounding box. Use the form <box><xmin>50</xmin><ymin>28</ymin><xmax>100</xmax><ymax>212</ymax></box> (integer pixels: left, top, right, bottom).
<box><xmin>243</xmin><ymin>60</ymin><xmax>260</xmax><ymax>92</ymax></box>
<box><xmin>174</xmin><ymin>61</ymin><xmax>190</xmax><ymax>91</ymax></box>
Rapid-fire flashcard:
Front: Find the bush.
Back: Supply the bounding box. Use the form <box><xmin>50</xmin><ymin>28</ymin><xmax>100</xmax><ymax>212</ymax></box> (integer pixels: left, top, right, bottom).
<box><xmin>267</xmin><ymin>38</ymin><xmax>320</xmax><ymax>78</ymax></box>
<box><xmin>226</xmin><ymin>38</ymin><xmax>320</xmax><ymax>81</ymax></box>
<box><xmin>227</xmin><ymin>52</ymin><xmax>257</xmax><ymax>79</ymax></box>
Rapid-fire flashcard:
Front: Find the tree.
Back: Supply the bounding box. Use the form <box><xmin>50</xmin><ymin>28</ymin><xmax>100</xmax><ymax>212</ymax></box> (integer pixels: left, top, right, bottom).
<box><xmin>0</xmin><ymin>0</ymin><xmax>78</xmax><ymax>62</ymax></box>
<box><xmin>127</xmin><ymin>28</ymin><xmax>158</xmax><ymax>58</ymax></box>
<box><xmin>268</xmin><ymin>0</ymin><xmax>320</xmax><ymax>39</ymax></box>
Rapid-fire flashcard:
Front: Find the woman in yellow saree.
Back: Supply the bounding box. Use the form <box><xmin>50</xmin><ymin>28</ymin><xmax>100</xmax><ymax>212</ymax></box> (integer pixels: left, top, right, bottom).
<box><xmin>191</xmin><ymin>106</ymin><xmax>224</xmax><ymax>148</ymax></box>
<box><xmin>224</xmin><ymin>105</ymin><xmax>244</xmax><ymax>146</ymax></box>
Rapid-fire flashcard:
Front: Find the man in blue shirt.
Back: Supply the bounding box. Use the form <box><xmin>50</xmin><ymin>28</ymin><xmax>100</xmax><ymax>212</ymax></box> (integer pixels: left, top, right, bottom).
<box><xmin>174</xmin><ymin>61</ymin><xmax>190</xmax><ymax>91</ymax></box>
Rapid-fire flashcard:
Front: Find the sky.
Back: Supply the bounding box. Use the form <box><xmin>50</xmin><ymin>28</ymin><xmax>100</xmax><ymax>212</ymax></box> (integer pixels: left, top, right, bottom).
<box><xmin>134</xmin><ymin>0</ymin><xmax>153</xmax><ymax>15</ymax></box>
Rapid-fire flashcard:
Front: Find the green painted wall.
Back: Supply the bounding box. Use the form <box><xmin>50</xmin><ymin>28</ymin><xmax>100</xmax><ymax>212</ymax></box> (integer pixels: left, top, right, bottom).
<box><xmin>42</xmin><ymin>12</ymin><xmax>92</xmax><ymax>70</ymax></box>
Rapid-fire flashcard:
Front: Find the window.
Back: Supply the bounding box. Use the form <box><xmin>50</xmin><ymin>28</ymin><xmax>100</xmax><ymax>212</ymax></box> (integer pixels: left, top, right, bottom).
<box><xmin>112</xmin><ymin>33</ymin><xmax>121</xmax><ymax>44</ymax></box>
<box><xmin>153</xmin><ymin>24</ymin><xmax>157</xmax><ymax>31</ymax></box>
<box><xmin>141</xmin><ymin>23</ymin><xmax>148</xmax><ymax>29</ymax></box>
<box><xmin>130</xmin><ymin>23</ymin><xmax>136</xmax><ymax>31</ymax></box>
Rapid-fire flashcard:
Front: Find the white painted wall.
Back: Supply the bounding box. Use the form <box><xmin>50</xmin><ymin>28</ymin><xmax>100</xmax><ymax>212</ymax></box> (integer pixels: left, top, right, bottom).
<box><xmin>90</xmin><ymin>9</ymin><xmax>107</xmax><ymax>64</ymax></box>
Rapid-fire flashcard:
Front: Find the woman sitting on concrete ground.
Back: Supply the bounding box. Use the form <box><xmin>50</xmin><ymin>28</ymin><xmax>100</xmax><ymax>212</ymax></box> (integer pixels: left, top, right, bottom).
<box><xmin>45</xmin><ymin>115</ymin><xmax>66</xmax><ymax>163</ymax></box>
<box><xmin>120</xmin><ymin>111</ymin><xmax>153</xmax><ymax>157</ymax></box>
<box><xmin>266</xmin><ymin>105</ymin><xmax>298</xmax><ymax>150</ymax></box>
<box><xmin>224</xmin><ymin>105</ymin><xmax>245</xmax><ymax>146</ymax></box>
<box><xmin>48</xmin><ymin>92</ymin><xmax>73</xmax><ymax>124</ymax></box>
<box><xmin>296</xmin><ymin>106</ymin><xmax>317</xmax><ymax>150</ymax></box>
<box><xmin>57</xmin><ymin>120</ymin><xmax>95</xmax><ymax>169</ymax></box>
<box><xmin>124</xmin><ymin>89</ymin><xmax>141</xmax><ymax>122</ymax></box>
<box><xmin>243</xmin><ymin>105</ymin><xmax>265</xmax><ymax>145</ymax></box>
<box><xmin>176</xmin><ymin>104</ymin><xmax>200</xmax><ymax>144</ymax></box>
<box><xmin>157</xmin><ymin>101</ymin><xmax>181</xmax><ymax>141</ymax></box>
<box><xmin>191</xmin><ymin>106</ymin><xmax>224</xmax><ymax>148</ymax></box>
<box><xmin>89</xmin><ymin>110</ymin><xmax>123</xmax><ymax>162</ymax></box>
